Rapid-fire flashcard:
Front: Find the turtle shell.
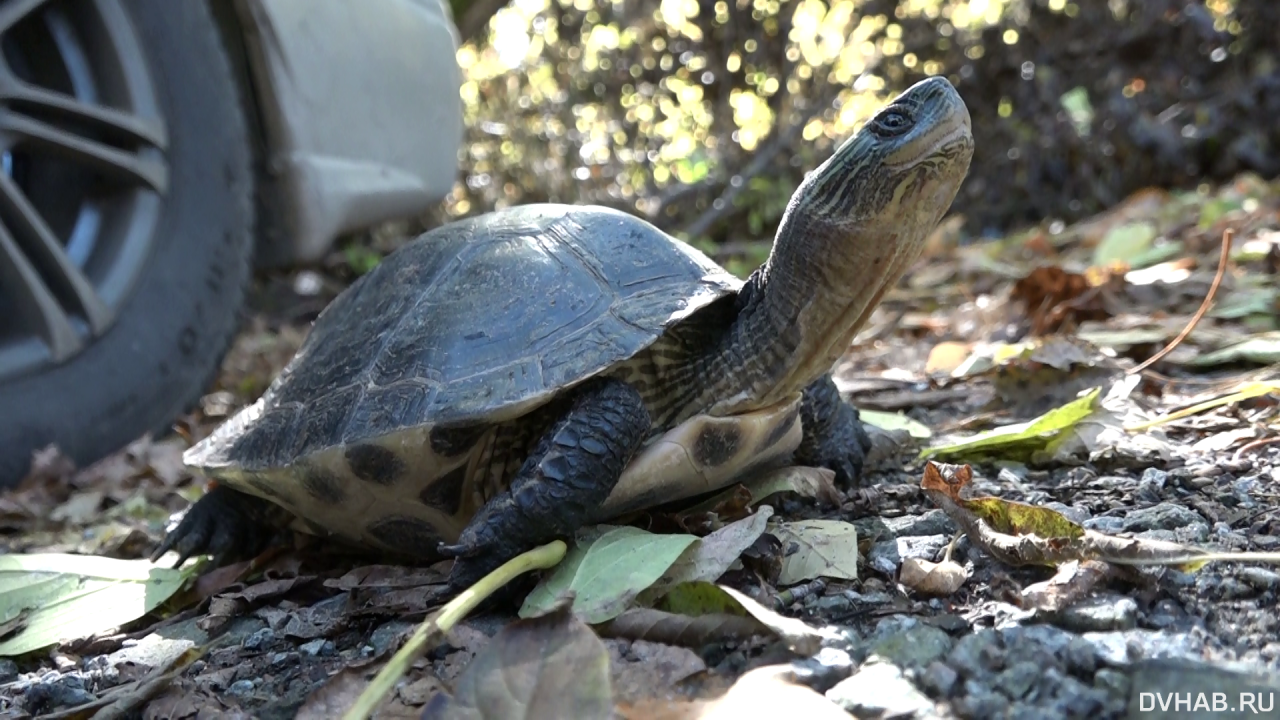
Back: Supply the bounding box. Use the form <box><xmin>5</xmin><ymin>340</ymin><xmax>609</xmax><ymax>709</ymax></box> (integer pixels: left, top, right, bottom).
<box><xmin>188</xmin><ymin>204</ymin><xmax>741</xmax><ymax>473</ymax></box>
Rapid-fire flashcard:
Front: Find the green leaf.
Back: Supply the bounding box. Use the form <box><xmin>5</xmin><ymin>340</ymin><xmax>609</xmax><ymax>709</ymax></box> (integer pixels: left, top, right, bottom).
<box><xmin>655</xmin><ymin>581</ymin><xmax>747</xmax><ymax>616</ymax></box>
<box><xmin>921</xmin><ymin>387</ymin><xmax>1102</xmax><ymax>462</ymax></box>
<box><xmin>860</xmin><ymin>409</ymin><xmax>933</xmax><ymax>439</ymax></box>
<box><xmin>640</xmin><ymin>506</ymin><xmax>772</xmax><ymax>603</ymax></box>
<box><xmin>519</xmin><ymin>527</ymin><xmax>697</xmax><ymax>624</ymax></box>
<box><xmin>768</xmin><ymin>519</ymin><xmax>859</xmax><ymax>586</ymax></box>
<box><xmin>1190</xmin><ymin>333</ymin><xmax>1280</xmax><ymax>367</ymax></box>
<box><xmin>1093</xmin><ymin>221</ymin><xmax>1156</xmax><ymax>267</ymax></box>
<box><xmin>0</xmin><ymin>554</ymin><xmax>192</xmax><ymax>656</ymax></box>
<box><xmin>1059</xmin><ymin>87</ymin><xmax>1093</xmax><ymax>136</ymax></box>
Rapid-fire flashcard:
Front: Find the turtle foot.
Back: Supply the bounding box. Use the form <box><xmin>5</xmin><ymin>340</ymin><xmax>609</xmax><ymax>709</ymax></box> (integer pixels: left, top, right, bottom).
<box><xmin>796</xmin><ymin>374</ymin><xmax>872</xmax><ymax>486</ymax></box>
<box><xmin>439</xmin><ymin>377</ymin><xmax>650</xmax><ymax>591</ymax></box>
<box><xmin>151</xmin><ymin>485</ymin><xmax>283</xmax><ymax>567</ymax></box>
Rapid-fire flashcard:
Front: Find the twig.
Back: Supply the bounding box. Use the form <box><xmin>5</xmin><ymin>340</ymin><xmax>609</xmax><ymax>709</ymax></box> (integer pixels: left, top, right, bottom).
<box><xmin>1127</xmin><ymin>228</ymin><xmax>1233</xmax><ymax>375</ymax></box>
<box><xmin>341</xmin><ymin>540</ymin><xmax>567</xmax><ymax>720</ymax></box>
<box><xmin>1233</xmin><ymin>435</ymin><xmax>1280</xmax><ymax>463</ymax></box>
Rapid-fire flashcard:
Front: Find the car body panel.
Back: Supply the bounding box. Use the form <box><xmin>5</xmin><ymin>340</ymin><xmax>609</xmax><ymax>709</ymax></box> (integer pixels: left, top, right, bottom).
<box><xmin>232</xmin><ymin>0</ymin><xmax>463</xmax><ymax>265</ymax></box>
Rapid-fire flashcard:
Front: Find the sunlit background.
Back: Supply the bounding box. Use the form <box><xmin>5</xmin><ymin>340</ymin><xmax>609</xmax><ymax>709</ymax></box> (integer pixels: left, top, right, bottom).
<box><xmin>424</xmin><ymin>0</ymin><xmax>1276</xmax><ymax>275</ymax></box>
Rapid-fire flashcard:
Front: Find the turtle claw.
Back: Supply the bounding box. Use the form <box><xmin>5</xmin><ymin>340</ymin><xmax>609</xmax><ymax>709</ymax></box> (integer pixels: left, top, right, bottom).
<box><xmin>797</xmin><ymin>375</ymin><xmax>871</xmax><ymax>487</ymax></box>
<box><xmin>436</xmin><ymin>541</ymin><xmax>469</xmax><ymax>558</ymax></box>
<box><xmin>151</xmin><ymin>485</ymin><xmax>280</xmax><ymax>568</ymax></box>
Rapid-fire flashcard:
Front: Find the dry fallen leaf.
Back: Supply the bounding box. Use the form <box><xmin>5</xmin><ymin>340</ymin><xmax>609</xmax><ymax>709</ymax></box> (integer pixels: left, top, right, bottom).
<box><xmin>898</xmin><ymin>557</ymin><xmax>967</xmax><ymax>596</ymax></box>
<box><xmin>1021</xmin><ymin>560</ymin><xmax>1112</xmax><ymax>612</ymax></box>
<box><xmin>615</xmin><ymin>664</ymin><xmax>847</xmax><ymax>719</ymax></box>
<box><xmin>423</xmin><ymin>598</ymin><xmax>613</xmax><ymax>720</ymax></box>
<box><xmin>768</xmin><ymin>519</ymin><xmax>859</xmax><ymax>586</ymax></box>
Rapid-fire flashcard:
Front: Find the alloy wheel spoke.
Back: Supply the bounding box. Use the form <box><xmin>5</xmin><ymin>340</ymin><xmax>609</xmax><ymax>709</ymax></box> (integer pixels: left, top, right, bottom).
<box><xmin>1</xmin><ymin>81</ymin><xmax>167</xmax><ymax>150</ymax></box>
<box><xmin>0</xmin><ymin>171</ymin><xmax>111</xmax><ymax>334</ymax></box>
<box><xmin>0</xmin><ymin>220</ymin><xmax>81</xmax><ymax>361</ymax></box>
<box><xmin>0</xmin><ymin>0</ymin><xmax>53</xmax><ymax>34</ymax></box>
<box><xmin>0</xmin><ymin>110</ymin><xmax>168</xmax><ymax>193</ymax></box>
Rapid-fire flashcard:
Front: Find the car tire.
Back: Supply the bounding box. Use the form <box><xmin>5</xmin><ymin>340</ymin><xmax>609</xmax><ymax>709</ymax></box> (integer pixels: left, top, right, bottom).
<box><xmin>0</xmin><ymin>0</ymin><xmax>254</xmax><ymax>487</ymax></box>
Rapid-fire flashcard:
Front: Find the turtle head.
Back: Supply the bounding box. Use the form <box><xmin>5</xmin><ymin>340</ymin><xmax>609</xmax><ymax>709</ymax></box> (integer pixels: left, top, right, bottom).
<box><xmin>721</xmin><ymin>77</ymin><xmax>972</xmax><ymax>410</ymax></box>
<box><xmin>797</xmin><ymin>75</ymin><xmax>973</xmax><ymax>242</ymax></box>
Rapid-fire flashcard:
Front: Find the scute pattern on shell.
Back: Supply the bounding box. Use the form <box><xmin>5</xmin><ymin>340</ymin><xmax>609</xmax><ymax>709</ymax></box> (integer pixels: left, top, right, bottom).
<box><xmin>187</xmin><ymin>205</ymin><xmax>741</xmax><ymax>472</ymax></box>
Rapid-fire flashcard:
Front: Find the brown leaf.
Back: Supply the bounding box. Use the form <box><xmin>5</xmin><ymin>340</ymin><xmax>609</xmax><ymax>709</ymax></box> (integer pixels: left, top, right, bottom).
<box><xmin>423</xmin><ymin>599</ymin><xmax>613</xmax><ymax>720</ymax></box>
<box><xmin>616</xmin><ymin>664</ymin><xmax>847</xmax><ymax>720</ymax></box>
<box><xmin>608</xmin><ymin>639</ymin><xmax>707</xmax><ymax>704</ymax></box>
<box><xmin>596</xmin><ymin>608</ymin><xmax>766</xmax><ymax>647</ymax></box>
<box><xmin>641</xmin><ymin>507</ymin><xmax>773</xmax><ymax>603</ymax></box>
<box><xmin>1021</xmin><ymin>560</ymin><xmax>1112</xmax><ymax>612</ymax></box>
<box><xmin>899</xmin><ymin>557</ymin><xmax>967</xmax><ymax>596</ymax></box>
<box><xmin>297</xmin><ymin>663</ymin><xmax>389</xmax><ymax>720</ymax></box>
<box><xmin>716</xmin><ymin>585</ymin><xmax>836</xmax><ymax>656</ymax></box>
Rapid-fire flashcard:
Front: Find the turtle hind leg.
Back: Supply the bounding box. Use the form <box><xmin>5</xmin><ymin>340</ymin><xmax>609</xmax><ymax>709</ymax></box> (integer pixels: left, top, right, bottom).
<box><xmin>151</xmin><ymin>484</ymin><xmax>290</xmax><ymax>567</ymax></box>
<box><xmin>794</xmin><ymin>373</ymin><xmax>872</xmax><ymax>486</ymax></box>
<box><xmin>438</xmin><ymin>377</ymin><xmax>650</xmax><ymax>589</ymax></box>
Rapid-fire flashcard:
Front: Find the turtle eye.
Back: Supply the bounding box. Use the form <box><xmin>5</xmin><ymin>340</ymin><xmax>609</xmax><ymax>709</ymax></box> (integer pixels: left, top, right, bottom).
<box><xmin>872</xmin><ymin>110</ymin><xmax>913</xmax><ymax>137</ymax></box>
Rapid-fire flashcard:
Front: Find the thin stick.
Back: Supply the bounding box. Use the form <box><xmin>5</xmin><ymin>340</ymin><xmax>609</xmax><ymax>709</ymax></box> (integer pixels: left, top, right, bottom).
<box><xmin>1127</xmin><ymin>228</ymin><xmax>1233</xmax><ymax>375</ymax></box>
<box><xmin>341</xmin><ymin>540</ymin><xmax>568</xmax><ymax>720</ymax></box>
<box><xmin>1233</xmin><ymin>435</ymin><xmax>1280</xmax><ymax>463</ymax></box>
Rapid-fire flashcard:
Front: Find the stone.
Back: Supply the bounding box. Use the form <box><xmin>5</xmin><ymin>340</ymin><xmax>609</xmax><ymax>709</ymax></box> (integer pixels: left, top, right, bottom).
<box><xmin>869</xmin><ymin>623</ymin><xmax>955</xmax><ymax>668</ymax></box>
<box><xmin>826</xmin><ymin>662</ymin><xmax>935</xmax><ymax>718</ymax></box>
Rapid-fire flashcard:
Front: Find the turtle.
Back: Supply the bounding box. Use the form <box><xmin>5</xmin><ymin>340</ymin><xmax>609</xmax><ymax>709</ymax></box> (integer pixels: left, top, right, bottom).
<box><xmin>155</xmin><ymin>76</ymin><xmax>974</xmax><ymax>591</ymax></box>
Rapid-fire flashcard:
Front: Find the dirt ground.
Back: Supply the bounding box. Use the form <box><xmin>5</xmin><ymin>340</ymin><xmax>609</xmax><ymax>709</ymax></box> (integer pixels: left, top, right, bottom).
<box><xmin>2</xmin><ymin>175</ymin><xmax>1280</xmax><ymax>719</ymax></box>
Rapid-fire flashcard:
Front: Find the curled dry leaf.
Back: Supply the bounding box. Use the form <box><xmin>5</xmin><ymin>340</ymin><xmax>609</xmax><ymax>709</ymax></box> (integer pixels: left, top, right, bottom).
<box><xmin>641</xmin><ymin>506</ymin><xmax>773</xmax><ymax>603</ymax></box>
<box><xmin>423</xmin><ymin>599</ymin><xmax>612</xmax><ymax>720</ymax></box>
<box><xmin>615</xmin><ymin>664</ymin><xmax>848</xmax><ymax>720</ymax></box>
<box><xmin>716</xmin><ymin>585</ymin><xmax>837</xmax><ymax>656</ymax></box>
<box><xmin>920</xmin><ymin>462</ymin><xmax>1214</xmax><ymax>572</ymax></box>
<box><xmin>898</xmin><ymin>557</ymin><xmax>967</xmax><ymax>596</ymax></box>
<box><xmin>1021</xmin><ymin>560</ymin><xmax>1112</xmax><ymax>612</ymax></box>
<box><xmin>596</xmin><ymin>608</ymin><xmax>766</xmax><ymax>647</ymax></box>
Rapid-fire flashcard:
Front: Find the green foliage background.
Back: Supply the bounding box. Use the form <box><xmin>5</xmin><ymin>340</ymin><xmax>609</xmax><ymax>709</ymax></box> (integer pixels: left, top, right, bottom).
<box><xmin>440</xmin><ymin>0</ymin><xmax>1278</xmax><ymax>252</ymax></box>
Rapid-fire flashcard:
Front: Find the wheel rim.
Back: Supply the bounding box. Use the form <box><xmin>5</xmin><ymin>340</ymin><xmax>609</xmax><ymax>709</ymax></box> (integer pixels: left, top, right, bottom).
<box><xmin>0</xmin><ymin>0</ymin><xmax>167</xmax><ymax>383</ymax></box>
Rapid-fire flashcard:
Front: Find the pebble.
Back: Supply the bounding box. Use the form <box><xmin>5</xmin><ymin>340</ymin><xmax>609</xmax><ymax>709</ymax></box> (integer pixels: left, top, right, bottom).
<box><xmin>1082</xmin><ymin>514</ymin><xmax>1126</xmax><ymax>534</ymax></box>
<box><xmin>227</xmin><ymin>679</ymin><xmax>256</xmax><ymax>697</ymax></box>
<box><xmin>1082</xmin><ymin>630</ymin><xmax>1204</xmax><ymax>666</ymax></box>
<box><xmin>1136</xmin><ymin>467</ymin><xmax>1168</xmax><ymax>502</ymax></box>
<box><xmin>868</xmin><ymin>623</ymin><xmax>954</xmax><ymax>668</ymax></box>
<box><xmin>242</xmin><ymin>627</ymin><xmax>277</xmax><ymax>651</ymax></box>
<box><xmin>299</xmin><ymin>638</ymin><xmax>336</xmax><ymax>657</ymax></box>
<box><xmin>881</xmin><ymin>509</ymin><xmax>956</xmax><ymax>538</ymax></box>
<box><xmin>826</xmin><ymin>662</ymin><xmax>935</xmax><ymax>718</ymax></box>
<box><xmin>24</xmin><ymin>674</ymin><xmax>96</xmax><ymax>710</ymax></box>
<box><xmin>956</xmin><ymin>680</ymin><xmax>1010</xmax><ymax>717</ymax></box>
<box><xmin>868</xmin><ymin>534</ymin><xmax>950</xmax><ymax>575</ymax></box>
<box><xmin>947</xmin><ymin>631</ymin><xmax>1004</xmax><ymax>674</ymax></box>
<box><xmin>269</xmin><ymin>651</ymin><xmax>297</xmax><ymax>670</ymax></box>
<box><xmin>370</xmin><ymin>620</ymin><xmax>414</xmax><ymax>656</ymax></box>
<box><xmin>790</xmin><ymin>647</ymin><xmax>854</xmax><ymax>693</ymax></box>
<box><xmin>0</xmin><ymin>659</ymin><xmax>17</xmax><ymax>683</ymax></box>
<box><xmin>1092</xmin><ymin>667</ymin><xmax>1130</xmax><ymax>698</ymax></box>
<box><xmin>1051</xmin><ymin>594</ymin><xmax>1138</xmax><ymax>633</ymax></box>
<box><xmin>1122</xmin><ymin>502</ymin><xmax>1207</xmax><ymax>532</ymax></box>
<box><xmin>1238</xmin><ymin>567</ymin><xmax>1280</xmax><ymax>591</ymax></box>
<box><xmin>920</xmin><ymin>661</ymin><xmax>959</xmax><ymax>696</ymax></box>
<box><xmin>994</xmin><ymin>661</ymin><xmax>1041</xmax><ymax>699</ymax></box>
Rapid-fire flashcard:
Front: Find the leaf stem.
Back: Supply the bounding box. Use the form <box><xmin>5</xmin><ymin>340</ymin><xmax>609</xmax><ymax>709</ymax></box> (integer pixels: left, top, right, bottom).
<box><xmin>341</xmin><ymin>540</ymin><xmax>567</xmax><ymax>720</ymax></box>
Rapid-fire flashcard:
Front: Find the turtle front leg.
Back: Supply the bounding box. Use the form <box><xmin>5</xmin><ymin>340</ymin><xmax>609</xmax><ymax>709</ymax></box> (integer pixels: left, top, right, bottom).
<box><xmin>794</xmin><ymin>374</ymin><xmax>872</xmax><ymax>486</ymax></box>
<box><xmin>151</xmin><ymin>484</ymin><xmax>291</xmax><ymax>567</ymax></box>
<box><xmin>438</xmin><ymin>378</ymin><xmax>650</xmax><ymax>589</ymax></box>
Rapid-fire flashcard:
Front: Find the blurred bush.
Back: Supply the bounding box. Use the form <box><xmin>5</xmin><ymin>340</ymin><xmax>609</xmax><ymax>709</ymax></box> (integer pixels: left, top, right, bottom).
<box><xmin>442</xmin><ymin>0</ymin><xmax>1278</xmax><ymax>245</ymax></box>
